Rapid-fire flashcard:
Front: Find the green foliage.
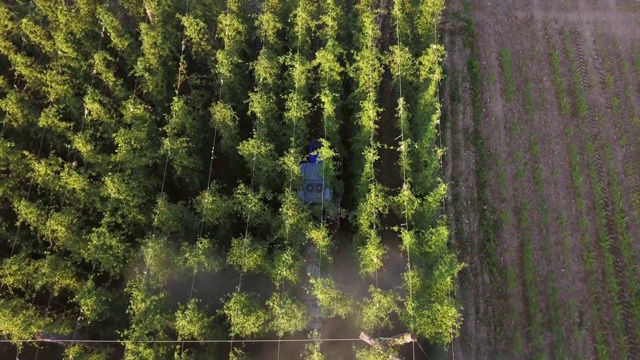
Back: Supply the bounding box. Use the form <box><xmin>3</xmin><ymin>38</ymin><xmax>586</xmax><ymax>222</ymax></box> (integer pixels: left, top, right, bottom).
<box><xmin>306</xmin><ymin>224</ymin><xmax>333</xmax><ymax>262</ymax></box>
<box><xmin>359</xmin><ymin>286</ymin><xmax>400</xmax><ymax>332</ymax></box>
<box><xmin>283</xmin><ymin>57</ymin><xmax>312</xmax><ymax>145</ymax></box>
<box><xmin>309</xmin><ymin>277</ymin><xmax>352</xmax><ymax>318</ymax></box>
<box><xmin>20</xmin><ymin>16</ymin><xmax>55</xmax><ymax>57</ymax></box>
<box><xmin>124</xmin><ymin>276</ymin><xmax>174</xmax><ymax>359</ymax></box>
<box><xmin>279</xmin><ymin>149</ymin><xmax>304</xmax><ymax>189</ymax></box>
<box><xmin>0</xmin><ymin>0</ymin><xmax>461</xmax><ymax>353</ymax></box>
<box><xmin>29</xmin><ymin>153</ymin><xmax>63</xmax><ymax>192</ymax></box>
<box><xmin>210</xmin><ymin>101</ymin><xmax>240</xmax><ymax>153</ymax></box>
<box><xmin>256</xmin><ymin>0</ymin><xmax>287</xmax><ymax>49</ymax></box>
<box><xmin>74</xmin><ymin>280</ymin><xmax>112</xmax><ymax>323</ymax></box>
<box><xmin>354</xmin><ymin>347</ymin><xmax>392</xmax><ymax>360</ymax></box>
<box><xmin>63</xmin><ymin>345</ymin><xmax>111</xmax><ymax>360</ymax></box>
<box><xmin>101</xmin><ymin>172</ymin><xmax>149</xmax><ymax>224</ymax></box>
<box><xmin>92</xmin><ymin>51</ymin><xmax>127</xmax><ymax>100</ymax></box>
<box><xmin>388</xmin><ymin>45</ymin><xmax>416</xmax><ymax>84</ymax></box>
<box><xmin>1</xmin><ymin>254</ymin><xmax>82</xmax><ymax>297</ymax></box>
<box><xmin>12</xmin><ymin>197</ymin><xmax>48</xmax><ymax>235</ymax></box>
<box><xmin>175</xmin><ymin>299</ymin><xmax>214</xmax><ymax>340</ymax></box>
<box><xmin>270</xmin><ymin>246</ymin><xmax>301</xmax><ymax>284</ymax></box>
<box><xmin>221</xmin><ymin>291</ymin><xmax>268</xmax><ymax>337</ymax></box>
<box><xmin>227</xmin><ymin>236</ymin><xmax>268</xmax><ymax>274</ymax></box>
<box><xmin>237</xmin><ymin>137</ymin><xmax>278</xmax><ymax>185</ymax></box>
<box><xmin>423</xmin><ymin>222</ymin><xmax>450</xmax><ymax>254</ymax></box>
<box><xmin>415</xmin><ymin>0</ymin><xmax>445</xmax><ymax>43</ymax></box>
<box><xmin>183</xmin><ymin>237</ymin><xmax>221</xmax><ymax>273</ymax></box>
<box><xmin>134</xmin><ymin>14</ymin><xmax>179</xmax><ymax>105</ymax></box>
<box><xmin>195</xmin><ymin>184</ymin><xmax>229</xmax><ymax>227</ymax></box>
<box><xmin>96</xmin><ymin>4</ymin><xmax>136</xmax><ymax>61</ymax></box>
<box><xmin>114</xmin><ymin>97</ymin><xmax>160</xmax><ymax>169</ymax></box>
<box><xmin>0</xmin><ymin>90</ymin><xmax>38</xmax><ymax>127</ymax></box>
<box><xmin>412</xmin><ymin>44</ymin><xmax>445</xmax><ymax>196</ymax></box>
<box><xmin>0</xmin><ymin>297</ymin><xmax>70</xmax><ymax>341</ymax></box>
<box><xmin>179</xmin><ymin>14</ymin><xmax>213</xmax><ymax>58</ymax></box>
<box><xmin>266</xmin><ymin>293</ymin><xmax>307</xmax><ymax>337</ymax></box>
<box><xmin>60</xmin><ymin>164</ymin><xmax>94</xmax><ymax>204</ymax></box>
<box><xmin>38</xmin><ymin>104</ymin><xmax>71</xmax><ymax>137</ymax></box>
<box><xmin>290</xmin><ymin>0</ymin><xmax>317</xmax><ymax>53</ymax></box>
<box><xmin>153</xmin><ymin>194</ymin><xmax>197</xmax><ymax>235</ymax></box>
<box><xmin>248</xmin><ymin>90</ymin><xmax>278</xmax><ymax>125</ymax></box>
<box><xmin>0</xmin><ymin>254</ymin><xmax>40</xmax><ymax>296</ymax></box>
<box><xmin>314</xmin><ymin>139</ymin><xmax>340</xmax><ymax>194</ymax></box>
<box><xmin>232</xmin><ymin>183</ymin><xmax>272</xmax><ymax>226</ymax></box>
<box><xmin>393</xmin><ymin>182</ymin><xmax>420</xmax><ymax>221</ymax></box>
<box><xmin>43</xmin><ymin>211</ymin><xmax>82</xmax><ymax>250</ymax></box>
<box><xmin>354</xmin><ymin>181</ymin><xmax>388</xmax><ymax>239</ymax></box>
<box><xmin>141</xmin><ymin>235</ymin><xmax>181</xmax><ymax>284</ymax></box>
<box><xmin>315</xmin><ymin>47</ymin><xmax>343</xmax><ymax>89</ymax></box>
<box><xmin>162</xmin><ymin>96</ymin><xmax>203</xmax><ymax>181</ymax></box>
<box><xmin>252</xmin><ymin>47</ymin><xmax>282</xmax><ymax>91</ymax></box>
<box><xmin>391</xmin><ymin>0</ymin><xmax>416</xmax><ymax>44</ymax></box>
<box><xmin>229</xmin><ymin>347</ymin><xmax>251</xmax><ymax>360</ymax></box>
<box><xmin>402</xmin><ymin>253</ymin><xmax>464</xmax><ymax>344</ymax></box>
<box><xmin>357</xmin><ymin>230</ymin><xmax>385</xmax><ymax>276</ymax></box>
<box><xmin>302</xmin><ymin>330</ymin><xmax>324</xmax><ymax>360</ymax></box>
<box><xmin>278</xmin><ymin>188</ymin><xmax>309</xmax><ymax>238</ymax></box>
<box><xmin>216</xmin><ymin>1</ymin><xmax>249</xmax><ymax>100</ymax></box>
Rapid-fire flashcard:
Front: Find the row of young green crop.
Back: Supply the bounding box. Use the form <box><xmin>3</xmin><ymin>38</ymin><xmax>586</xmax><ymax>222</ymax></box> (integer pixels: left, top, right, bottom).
<box><xmin>518</xmin><ymin>53</ymin><xmax>567</xmax><ymax>358</ymax></box>
<box><xmin>547</xmin><ymin>27</ymin><xmax>611</xmax><ymax>358</ymax></box>
<box><xmin>562</xmin><ymin>27</ymin><xmax>636</xmax><ymax>358</ymax></box>
<box><xmin>594</xmin><ymin>30</ymin><xmax>640</xmax><ymax>348</ymax></box>
<box><xmin>501</xmin><ymin>51</ymin><xmax>545</xmax><ymax>355</ymax></box>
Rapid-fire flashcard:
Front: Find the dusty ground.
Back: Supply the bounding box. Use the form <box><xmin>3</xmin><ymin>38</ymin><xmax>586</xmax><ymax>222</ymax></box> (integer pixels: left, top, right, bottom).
<box><xmin>443</xmin><ymin>0</ymin><xmax>640</xmax><ymax>358</ymax></box>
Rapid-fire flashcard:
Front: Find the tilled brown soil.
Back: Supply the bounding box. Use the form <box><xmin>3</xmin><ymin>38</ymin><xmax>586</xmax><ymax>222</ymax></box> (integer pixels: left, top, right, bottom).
<box><xmin>443</xmin><ymin>0</ymin><xmax>640</xmax><ymax>358</ymax></box>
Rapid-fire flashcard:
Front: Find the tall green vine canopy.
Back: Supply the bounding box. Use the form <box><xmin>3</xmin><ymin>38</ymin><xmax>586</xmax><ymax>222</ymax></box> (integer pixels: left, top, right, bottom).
<box><xmin>0</xmin><ymin>0</ymin><xmax>458</xmax><ymax>358</ymax></box>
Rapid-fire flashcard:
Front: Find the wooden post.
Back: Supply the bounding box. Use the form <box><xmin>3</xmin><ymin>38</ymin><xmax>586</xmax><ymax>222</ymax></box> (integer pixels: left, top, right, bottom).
<box><xmin>387</xmin><ymin>332</ymin><xmax>416</xmax><ymax>347</ymax></box>
<box><xmin>359</xmin><ymin>332</ymin><xmax>384</xmax><ymax>351</ymax></box>
<box><xmin>359</xmin><ymin>332</ymin><xmax>402</xmax><ymax>360</ymax></box>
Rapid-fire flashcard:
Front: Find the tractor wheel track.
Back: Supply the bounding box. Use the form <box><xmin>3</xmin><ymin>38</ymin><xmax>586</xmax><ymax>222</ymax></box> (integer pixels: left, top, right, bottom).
<box><xmin>569</xmin><ymin>26</ymin><xmax>640</xmax><ymax>360</ymax></box>
<box><xmin>593</xmin><ymin>28</ymin><xmax>640</xmax><ymax>352</ymax></box>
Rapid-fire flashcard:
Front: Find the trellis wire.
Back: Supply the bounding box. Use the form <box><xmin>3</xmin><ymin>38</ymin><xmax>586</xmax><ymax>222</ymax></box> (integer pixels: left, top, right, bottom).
<box><xmin>2</xmin><ymin>337</ymin><xmax>363</xmax><ymax>344</ymax></box>
<box><xmin>393</xmin><ymin>3</ymin><xmax>415</xmax><ymax>360</ymax></box>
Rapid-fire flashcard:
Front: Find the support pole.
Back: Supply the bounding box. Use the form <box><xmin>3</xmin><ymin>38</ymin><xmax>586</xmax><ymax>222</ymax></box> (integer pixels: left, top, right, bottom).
<box><xmin>359</xmin><ymin>332</ymin><xmax>408</xmax><ymax>360</ymax></box>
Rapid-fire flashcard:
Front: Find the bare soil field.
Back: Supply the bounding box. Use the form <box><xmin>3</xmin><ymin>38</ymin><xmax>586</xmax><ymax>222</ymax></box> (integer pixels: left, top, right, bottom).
<box><xmin>443</xmin><ymin>0</ymin><xmax>640</xmax><ymax>358</ymax></box>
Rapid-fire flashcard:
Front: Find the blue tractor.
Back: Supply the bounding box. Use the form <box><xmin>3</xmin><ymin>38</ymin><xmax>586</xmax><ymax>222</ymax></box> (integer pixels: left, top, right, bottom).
<box><xmin>297</xmin><ymin>140</ymin><xmax>340</xmax><ymax>223</ymax></box>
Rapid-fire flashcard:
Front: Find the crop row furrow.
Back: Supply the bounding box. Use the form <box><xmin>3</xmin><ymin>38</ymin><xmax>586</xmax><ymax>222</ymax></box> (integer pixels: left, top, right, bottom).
<box><xmin>590</xmin><ymin>28</ymin><xmax>609</xmax><ymax>101</ymax></box>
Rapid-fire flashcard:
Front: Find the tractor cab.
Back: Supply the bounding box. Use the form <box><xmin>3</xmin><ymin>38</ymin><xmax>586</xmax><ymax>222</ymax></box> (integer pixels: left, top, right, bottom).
<box><xmin>297</xmin><ymin>140</ymin><xmax>333</xmax><ymax>205</ymax></box>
